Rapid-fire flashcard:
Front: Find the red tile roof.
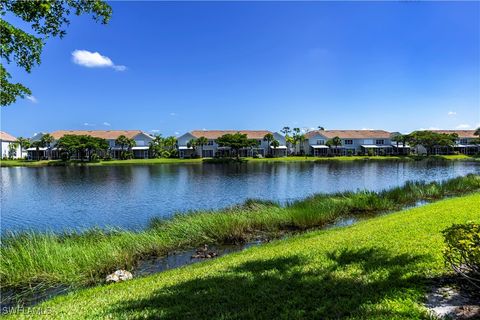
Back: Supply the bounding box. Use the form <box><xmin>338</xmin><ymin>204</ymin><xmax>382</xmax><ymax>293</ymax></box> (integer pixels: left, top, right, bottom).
<box><xmin>306</xmin><ymin>130</ymin><xmax>392</xmax><ymax>139</ymax></box>
<box><xmin>429</xmin><ymin>130</ymin><xmax>477</xmax><ymax>138</ymax></box>
<box><xmin>0</xmin><ymin>131</ymin><xmax>17</xmax><ymax>142</ymax></box>
<box><xmin>49</xmin><ymin>130</ymin><xmax>145</xmax><ymax>140</ymax></box>
<box><xmin>190</xmin><ymin>130</ymin><xmax>272</xmax><ymax>139</ymax></box>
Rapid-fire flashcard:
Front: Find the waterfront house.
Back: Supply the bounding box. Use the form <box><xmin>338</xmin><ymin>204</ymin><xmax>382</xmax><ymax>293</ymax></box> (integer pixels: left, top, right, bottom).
<box><xmin>0</xmin><ymin>131</ymin><xmax>23</xmax><ymax>159</ymax></box>
<box><xmin>304</xmin><ymin>130</ymin><xmax>395</xmax><ymax>156</ymax></box>
<box><xmin>28</xmin><ymin>130</ymin><xmax>154</xmax><ymax>160</ymax></box>
<box><xmin>415</xmin><ymin>130</ymin><xmax>479</xmax><ymax>155</ymax></box>
<box><xmin>177</xmin><ymin>130</ymin><xmax>287</xmax><ymax>158</ymax></box>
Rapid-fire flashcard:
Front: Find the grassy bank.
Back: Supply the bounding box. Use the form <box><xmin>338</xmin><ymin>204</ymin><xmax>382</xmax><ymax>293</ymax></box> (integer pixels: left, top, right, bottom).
<box><xmin>1</xmin><ymin>174</ymin><xmax>480</xmax><ymax>296</ymax></box>
<box><xmin>1</xmin><ymin>154</ymin><xmax>477</xmax><ymax>167</ymax></box>
<box><xmin>0</xmin><ymin>158</ymin><xmax>203</xmax><ymax>167</ymax></box>
<box><xmin>6</xmin><ymin>193</ymin><xmax>480</xmax><ymax>319</ymax></box>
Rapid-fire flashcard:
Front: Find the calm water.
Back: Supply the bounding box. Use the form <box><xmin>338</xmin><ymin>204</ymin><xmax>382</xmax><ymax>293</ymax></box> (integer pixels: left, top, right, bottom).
<box><xmin>1</xmin><ymin>161</ymin><xmax>479</xmax><ymax>233</ymax></box>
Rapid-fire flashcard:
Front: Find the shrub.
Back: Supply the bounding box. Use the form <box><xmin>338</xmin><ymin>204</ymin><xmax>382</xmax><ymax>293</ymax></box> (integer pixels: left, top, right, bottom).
<box><xmin>443</xmin><ymin>222</ymin><xmax>480</xmax><ymax>287</ymax></box>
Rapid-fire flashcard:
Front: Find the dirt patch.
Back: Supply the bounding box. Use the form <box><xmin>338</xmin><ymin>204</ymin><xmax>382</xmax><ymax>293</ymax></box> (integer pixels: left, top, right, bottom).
<box><xmin>426</xmin><ymin>277</ymin><xmax>480</xmax><ymax>319</ymax></box>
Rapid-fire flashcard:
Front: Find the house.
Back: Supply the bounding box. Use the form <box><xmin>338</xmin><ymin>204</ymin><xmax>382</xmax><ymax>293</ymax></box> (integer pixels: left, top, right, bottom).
<box><xmin>415</xmin><ymin>130</ymin><xmax>479</xmax><ymax>155</ymax></box>
<box><xmin>177</xmin><ymin>130</ymin><xmax>287</xmax><ymax>158</ymax></box>
<box><xmin>0</xmin><ymin>131</ymin><xmax>23</xmax><ymax>159</ymax></box>
<box><xmin>28</xmin><ymin>130</ymin><xmax>154</xmax><ymax>160</ymax></box>
<box><xmin>304</xmin><ymin>130</ymin><xmax>395</xmax><ymax>156</ymax></box>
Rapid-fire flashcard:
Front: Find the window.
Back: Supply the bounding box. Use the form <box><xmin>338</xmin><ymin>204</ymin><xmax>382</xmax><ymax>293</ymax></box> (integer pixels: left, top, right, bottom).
<box><xmin>344</xmin><ymin>139</ymin><xmax>353</xmax><ymax>145</ymax></box>
<box><xmin>460</xmin><ymin>139</ymin><xmax>468</xmax><ymax>144</ymax></box>
<box><xmin>375</xmin><ymin>139</ymin><xmax>384</xmax><ymax>145</ymax></box>
<box><xmin>316</xmin><ymin>140</ymin><xmax>325</xmax><ymax>145</ymax></box>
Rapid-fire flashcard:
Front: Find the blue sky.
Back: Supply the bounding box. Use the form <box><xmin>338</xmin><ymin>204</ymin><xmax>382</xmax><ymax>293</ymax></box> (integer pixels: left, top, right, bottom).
<box><xmin>1</xmin><ymin>1</ymin><xmax>479</xmax><ymax>137</ymax></box>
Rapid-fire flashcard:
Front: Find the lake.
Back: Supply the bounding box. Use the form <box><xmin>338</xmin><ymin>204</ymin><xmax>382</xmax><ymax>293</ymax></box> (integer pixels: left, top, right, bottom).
<box><xmin>1</xmin><ymin>161</ymin><xmax>479</xmax><ymax>233</ymax></box>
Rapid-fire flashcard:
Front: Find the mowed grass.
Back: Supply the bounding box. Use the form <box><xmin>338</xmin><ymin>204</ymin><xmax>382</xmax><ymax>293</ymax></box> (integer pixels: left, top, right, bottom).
<box><xmin>7</xmin><ymin>193</ymin><xmax>480</xmax><ymax>319</ymax></box>
<box><xmin>2</xmin><ymin>174</ymin><xmax>480</xmax><ymax>296</ymax></box>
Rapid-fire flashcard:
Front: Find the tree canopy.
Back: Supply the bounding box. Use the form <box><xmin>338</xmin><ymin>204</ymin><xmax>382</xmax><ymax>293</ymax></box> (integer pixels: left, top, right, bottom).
<box><xmin>216</xmin><ymin>132</ymin><xmax>258</xmax><ymax>159</ymax></box>
<box><xmin>407</xmin><ymin>131</ymin><xmax>458</xmax><ymax>155</ymax></box>
<box><xmin>1</xmin><ymin>0</ymin><xmax>112</xmax><ymax>106</ymax></box>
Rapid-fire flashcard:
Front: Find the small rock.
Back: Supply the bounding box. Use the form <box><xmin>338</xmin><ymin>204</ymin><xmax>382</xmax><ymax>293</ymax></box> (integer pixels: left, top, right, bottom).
<box><xmin>106</xmin><ymin>270</ymin><xmax>133</xmax><ymax>283</ymax></box>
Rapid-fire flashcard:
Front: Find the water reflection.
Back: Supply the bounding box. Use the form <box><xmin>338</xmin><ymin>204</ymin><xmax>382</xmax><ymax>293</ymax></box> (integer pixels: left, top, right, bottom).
<box><xmin>1</xmin><ymin>161</ymin><xmax>478</xmax><ymax>232</ymax></box>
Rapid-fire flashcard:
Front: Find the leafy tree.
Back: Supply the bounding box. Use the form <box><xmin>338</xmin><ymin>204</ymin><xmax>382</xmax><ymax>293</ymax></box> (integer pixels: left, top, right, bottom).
<box><xmin>326</xmin><ymin>136</ymin><xmax>342</xmax><ymax>155</ymax></box>
<box><xmin>7</xmin><ymin>141</ymin><xmax>18</xmax><ymax>158</ymax></box>
<box><xmin>56</xmin><ymin>134</ymin><xmax>108</xmax><ymax>161</ymax></box>
<box><xmin>115</xmin><ymin>135</ymin><xmax>136</xmax><ymax>159</ymax></box>
<box><xmin>407</xmin><ymin>131</ymin><xmax>458</xmax><ymax>155</ymax></box>
<box><xmin>318</xmin><ymin>126</ymin><xmax>325</xmax><ymax>131</ymax></box>
<box><xmin>1</xmin><ymin>0</ymin><xmax>112</xmax><ymax>106</ymax></box>
<box><xmin>216</xmin><ymin>132</ymin><xmax>256</xmax><ymax>159</ymax></box>
<box><xmin>15</xmin><ymin>136</ymin><xmax>30</xmax><ymax>158</ymax></box>
<box><xmin>195</xmin><ymin>136</ymin><xmax>208</xmax><ymax>158</ymax></box>
<box><xmin>263</xmin><ymin>133</ymin><xmax>274</xmax><ymax>155</ymax></box>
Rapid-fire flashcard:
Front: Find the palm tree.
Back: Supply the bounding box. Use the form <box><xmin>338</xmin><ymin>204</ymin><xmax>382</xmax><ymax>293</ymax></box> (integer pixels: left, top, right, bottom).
<box><xmin>115</xmin><ymin>135</ymin><xmax>136</xmax><ymax>159</ymax></box>
<box><xmin>292</xmin><ymin>128</ymin><xmax>301</xmax><ymax>155</ymax></box>
<box><xmin>263</xmin><ymin>133</ymin><xmax>274</xmax><ymax>156</ymax></box>
<box><xmin>326</xmin><ymin>136</ymin><xmax>342</xmax><ymax>156</ymax></box>
<box><xmin>318</xmin><ymin>126</ymin><xmax>325</xmax><ymax>131</ymax></box>
<box><xmin>187</xmin><ymin>138</ymin><xmax>197</xmax><ymax>157</ymax></box>
<box><xmin>31</xmin><ymin>140</ymin><xmax>44</xmax><ymax>160</ymax></box>
<box><xmin>41</xmin><ymin>134</ymin><xmax>54</xmax><ymax>159</ymax></box>
<box><xmin>196</xmin><ymin>136</ymin><xmax>208</xmax><ymax>158</ymax></box>
<box><xmin>270</xmin><ymin>139</ymin><xmax>280</xmax><ymax>157</ymax></box>
<box><xmin>15</xmin><ymin>137</ymin><xmax>30</xmax><ymax>159</ymax></box>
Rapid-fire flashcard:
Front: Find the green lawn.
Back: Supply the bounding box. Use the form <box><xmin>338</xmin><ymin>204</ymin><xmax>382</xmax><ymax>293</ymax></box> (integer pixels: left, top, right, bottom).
<box><xmin>9</xmin><ymin>193</ymin><xmax>479</xmax><ymax>319</ymax></box>
<box><xmin>1</xmin><ymin>154</ymin><xmax>477</xmax><ymax>167</ymax></box>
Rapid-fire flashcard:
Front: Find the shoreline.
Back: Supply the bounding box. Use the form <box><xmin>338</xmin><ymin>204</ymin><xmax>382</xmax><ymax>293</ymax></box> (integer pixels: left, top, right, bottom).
<box><xmin>3</xmin><ymin>192</ymin><xmax>479</xmax><ymax>318</ymax></box>
<box><xmin>1</xmin><ymin>154</ymin><xmax>478</xmax><ymax>167</ymax></box>
<box><xmin>2</xmin><ymin>174</ymin><xmax>479</xmax><ymax>302</ymax></box>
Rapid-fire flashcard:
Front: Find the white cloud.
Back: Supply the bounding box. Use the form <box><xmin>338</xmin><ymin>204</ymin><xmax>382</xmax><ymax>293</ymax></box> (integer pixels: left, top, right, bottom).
<box><xmin>103</xmin><ymin>122</ymin><xmax>111</xmax><ymax>126</ymax></box>
<box><xmin>169</xmin><ymin>112</ymin><xmax>177</xmax><ymax>116</ymax></box>
<box><xmin>361</xmin><ymin>128</ymin><xmax>374</xmax><ymax>130</ymax></box>
<box><xmin>83</xmin><ymin>122</ymin><xmax>95</xmax><ymax>126</ymax></box>
<box><xmin>72</xmin><ymin>50</ymin><xmax>126</xmax><ymax>71</ymax></box>
<box><xmin>174</xmin><ymin>131</ymin><xmax>180</xmax><ymax>135</ymax></box>
<box><xmin>447</xmin><ymin>111</ymin><xmax>457</xmax><ymax>116</ymax></box>
<box><xmin>456</xmin><ymin>124</ymin><xmax>471</xmax><ymax>129</ymax></box>
<box><xmin>150</xmin><ymin>129</ymin><xmax>161</xmax><ymax>133</ymax></box>
<box><xmin>26</xmin><ymin>95</ymin><xmax>38</xmax><ymax>103</ymax></box>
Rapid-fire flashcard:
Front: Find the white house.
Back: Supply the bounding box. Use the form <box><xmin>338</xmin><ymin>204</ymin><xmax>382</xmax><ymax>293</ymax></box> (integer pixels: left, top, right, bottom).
<box><xmin>1</xmin><ymin>131</ymin><xmax>23</xmax><ymax>159</ymax></box>
<box><xmin>304</xmin><ymin>130</ymin><xmax>394</xmax><ymax>156</ymax></box>
<box><xmin>177</xmin><ymin>130</ymin><xmax>287</xmax><ymax>158</ymax></box>
<box><xmin>28</xmin><ymin>130</ymin><xmax>154</xmax><ymax>160</ymax></box>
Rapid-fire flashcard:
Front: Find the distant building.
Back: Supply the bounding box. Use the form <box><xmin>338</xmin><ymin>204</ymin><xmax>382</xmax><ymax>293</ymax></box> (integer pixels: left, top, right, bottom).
<box><xmin>28</xmin><ymin>130</ymin><xmax>154</xmax><ymax>160</ymax></box>
<box><xmin>304</xmin><ymin>130</ymin><xmax>396</xmax><ymax>156</ymax></box>
<box><xmin>177</xmin><ymin>130</ymin><xmax>287</xmax><ymax>158</ymax></box>
<box><xmin>415</xmin><ymin>130</ymin><xmax>479</xmax><ymax>155</ymax></box>
<box><xmin>0</xmin><ymin>131</ymin><xmax>22</xmax><ymax>159</ymax></box>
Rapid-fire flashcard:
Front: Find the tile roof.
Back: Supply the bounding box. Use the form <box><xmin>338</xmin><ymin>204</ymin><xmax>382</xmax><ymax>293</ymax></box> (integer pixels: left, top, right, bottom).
<box><xmin>190</xmin><ymin>130</ymin><xmax>272</xmax><ymax>139</ymax></box>
<box><xmin>0</xmin><ymin>131</ymin><xmax>17</xmax><ymax>142</ymax></box>
<box><xmin>306</xmin><ymin>130</ymin><xmax>392</xmax><ymax>139</ymax></box>
<box><xmin>429</xmin><ymin>130</ymin><xmax>477</xmax><ymax>138</ymax></box>
<box><xmin>49</xmin><ymin>130</ymin><xmax>145</xmax><ymax>140</ymax></box>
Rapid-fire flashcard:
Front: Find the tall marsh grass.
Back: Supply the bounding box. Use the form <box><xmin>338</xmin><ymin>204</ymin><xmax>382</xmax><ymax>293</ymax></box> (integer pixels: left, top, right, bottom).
<box><xmin>1</xmin><ymin>174</ymin><xmax>479</xmax><ymax>293</ymax></box>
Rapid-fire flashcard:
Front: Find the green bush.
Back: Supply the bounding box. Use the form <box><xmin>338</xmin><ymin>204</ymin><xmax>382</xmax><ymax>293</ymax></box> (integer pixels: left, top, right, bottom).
<box><xmin>443</xmin><ymin>222</ymin><xmax>480</xmax><ymax>287</ymax></box>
